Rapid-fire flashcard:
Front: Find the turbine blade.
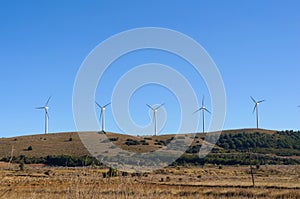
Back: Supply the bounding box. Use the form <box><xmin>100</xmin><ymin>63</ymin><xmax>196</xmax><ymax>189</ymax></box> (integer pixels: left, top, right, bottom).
<box><xmin>99</xmin><ymin>111</ymin><xmax>102</xmax><ymax>121</ymax></box>
<box><xmin>45</xmin><ymin>96</ymin><xmax>52</xmax><ymax>106</ymax></box>
<box><xmin>252</xmin><ymin>105</ymin><xmax>257</xmax><ymax>113</ymax></box>
<box><xmin>250</xmin><ymin>96</ymin><xmax>256</xmax><ymax>103</ymax></box>
<box><xmin>193</xmin><ymin>108</ymin><xmax>200</xmax><ymax>114</ymax></box>
<box><xmin>146</xmin><ymin>104</ymin><xmax>154</xmax><ymax>110</ymax></box>
<box><xmin>204</xmin><ymin>108</ymin><xmax>211</xmax><ymax>114</ymax></box>
<box><xmin>95</xmin><ymin>101</ymin><xmax>102</xmax><ymax>108</ymax></box>
<box><xmin>202</xmin><ymin>96</ymin><xmax>205</xmax><ymax>107</ymax></box>
<box><xmin>155</xmin><ymin>103</ymin><xmax>165</xmax><ymax>110</ymax></box>
<box><xmin>36</xmin><ymin>107</ymin><xmax>45</xmax><ymax>109</ymax></box>
<box><xmin>193</xmin><ymin>107</ymin><xmax>203</xmax><ymax>114</ymax></box>
<box><xmin>103</xmin><ymin>102</ymin><xmax>111</xmax><ymax>108</ymax></box>
<box><xmin>258</xmin><ymin>100</ymin><xmax>266</xmax><ymax>103</ymax></box>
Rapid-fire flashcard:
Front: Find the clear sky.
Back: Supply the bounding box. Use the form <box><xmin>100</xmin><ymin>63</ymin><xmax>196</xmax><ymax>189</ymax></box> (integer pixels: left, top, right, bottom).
<box><xmin>0</xmin><ymin>0</ymin><xmax>300</xmax><ymax>137</ymax></box>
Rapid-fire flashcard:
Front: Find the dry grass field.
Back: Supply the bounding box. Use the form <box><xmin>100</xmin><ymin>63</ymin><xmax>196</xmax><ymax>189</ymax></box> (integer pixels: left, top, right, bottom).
<box><xmin>0</xmin><ymin>132</ymin><xmax>89</xmax><ymax>158</ymax></box>
<box><xmin>0</xmin><ymin>163</ymin><xmax>299</xmax><ymax>199</ymax></box>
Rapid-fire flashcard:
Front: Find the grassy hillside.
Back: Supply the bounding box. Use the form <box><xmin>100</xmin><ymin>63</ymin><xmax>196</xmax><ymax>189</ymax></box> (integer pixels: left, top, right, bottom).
<box><xmin>0</xmin><ymin>132</ymin><xmax>89</xmax><ymax>158</ymax></box>
<box><xmin>0</xmin><ymin>129</ymin><xmax>299</xmax><ymax>166</ymax></box>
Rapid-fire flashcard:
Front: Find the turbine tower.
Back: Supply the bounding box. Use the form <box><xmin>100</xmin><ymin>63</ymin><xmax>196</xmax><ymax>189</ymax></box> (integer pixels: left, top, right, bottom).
<box><xmin>95</xmin><ymin>102</ymin><xmax>111</xmax><ymax>132</ymax></box>
<box><xmin>194</xmin><ymin>96</ymin><xmax>211</xmax><ymax>134</ymax></box>
<box><xmin>251</xmin><ymin>96</ymin><xmax>265</xmax><ymax>129</ymax></box>
<box><xmin>36</xmin><ymin>96</ymin><xmax>51</xmax><ymax>134</ymax></box>
<box><xmin>147</xmin><ymin>103</ymin><xmax>164</xmax><ymax>136</ymax></box>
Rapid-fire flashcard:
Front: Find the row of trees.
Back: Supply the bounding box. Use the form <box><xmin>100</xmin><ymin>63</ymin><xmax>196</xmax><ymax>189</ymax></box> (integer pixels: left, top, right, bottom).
<box><xmin>2</xmin><ymin>152</ymin><xmax>300</xmax><ymax>167</ymax></box>
<box><xmin>1</xmin><ymin>155</ymin><xmax>101</xmax><ymax>167</ymax></box>
<box><xmin>175</xmin><ymin>153</ymin><xmax>300</xmax><ymax>166</ymax></box>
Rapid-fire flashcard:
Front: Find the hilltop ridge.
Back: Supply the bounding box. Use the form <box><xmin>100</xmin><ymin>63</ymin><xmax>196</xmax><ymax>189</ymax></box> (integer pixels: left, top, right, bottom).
<box><xmin>1</xmin><ymin>128</ymin><xmax>299</xmax><ymax>167</ymax></box>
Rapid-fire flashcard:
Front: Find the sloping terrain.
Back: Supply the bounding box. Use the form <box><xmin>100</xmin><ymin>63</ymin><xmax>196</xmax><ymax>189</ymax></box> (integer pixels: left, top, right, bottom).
<box><xmin>0</xmin><ymin>132</ymin><xmax>89</xmax><ymax>158</ymax></box>
<box><xmin>0</xmin><ymin>129</ymin><xmax>299</xmax><ymax>166</ymax></box>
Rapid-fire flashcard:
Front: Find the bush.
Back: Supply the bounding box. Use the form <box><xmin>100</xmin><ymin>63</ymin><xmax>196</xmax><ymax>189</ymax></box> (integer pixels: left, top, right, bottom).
<box><xmin>109</xmin><ymin>137</ymin><xmax>118</xmax><ymax>142</ymax></box>
<box><xmin>185</xmin><ymin>145</ymin><xmax>201</xmax><ymax>154</ymax></box>
<box><xmin>27</xmin><ymin>146</ymin><xmax>33</xmax><ymax>151</ymax></box>
<box><xmin>125</xmin><ymin>139</ymin><xmax>140</xmax><ymax>145</ymax></box>
<box><xmin>45</xmin><ymin>155</ymin><xmax>100</xmax><ymax>167</ymax></box>
<box><xmin>107</xmin><ymin>167</ymin><xmax>118</xmax><ymax>177</ymax></box>
<box><xmin>155</xmin><ymin>140</ymin><xmax>167</xmax><ymax>146</ymax></box>
<box><xmin>19</xmin><ymin>162</ymin><xmax>25</xmax><ymax>171</ymax></box>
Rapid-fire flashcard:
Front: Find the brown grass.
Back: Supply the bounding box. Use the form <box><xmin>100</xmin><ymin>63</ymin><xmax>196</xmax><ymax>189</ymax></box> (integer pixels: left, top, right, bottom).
<box><xmin>0</xmin><ymin>164</ymin><xmax>299</xmax><ymax>199</ymax></box>
<box><xmin>0</xmin><ymin>132</ymin><xmax>89</xmax><ymax>158</ymax></box>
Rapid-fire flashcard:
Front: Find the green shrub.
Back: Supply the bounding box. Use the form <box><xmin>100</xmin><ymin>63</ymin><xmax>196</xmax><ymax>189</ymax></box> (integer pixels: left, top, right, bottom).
<box><xmin>109</xmin><ymin>137</ymin><xmax>118</xmax><ymax>142</ymax></box>
<box><xmin>107</xmin><ymin>167</ymin><xmax>118</xmax><ymax>177</ymax></box>
<box><xmin>125</xmin><ymin>139</ymin><xmax>140</xmax><ymax>145</ymax></box>
<box><xmin>19</xmin><ymin>162</ymin><xmax>25</xmax><ymax>171</ymax></box>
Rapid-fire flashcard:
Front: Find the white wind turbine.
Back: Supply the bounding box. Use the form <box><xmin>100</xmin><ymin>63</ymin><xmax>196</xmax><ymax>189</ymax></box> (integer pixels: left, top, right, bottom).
<box><xmin>194</xmin><ymin>96</ymin><xmax>211</xmax><ymax>134</ymax></box>
<box><xmin>147</xmin><ymin>103</ymin><xmax>164</xmax><ymax>136</ymax></box>
<box><xmin>95</xmin><ymin>102</ymin><xmax>111</xmax><ymax>132</ymax></box>
<box><xmin>251</xmin><ymin>96</ymin><xmax>265</xmax><ymax>129</ymax></box>
<box><xmin>36</xmin><ymin>96</ymin><xmax>51</xmax><ymax>134</ymax></box>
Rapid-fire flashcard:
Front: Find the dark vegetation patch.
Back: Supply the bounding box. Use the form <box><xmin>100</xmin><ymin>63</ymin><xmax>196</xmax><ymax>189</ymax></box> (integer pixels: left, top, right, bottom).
<box><xmin>216</xmin><ymin>130</ymin><xmax>300</xmax><ymax>156</ymax></box>
<box><xmin>124</xmin><ymin>139</ymin><xmax>149</xmax><ymax>146</ymax></box>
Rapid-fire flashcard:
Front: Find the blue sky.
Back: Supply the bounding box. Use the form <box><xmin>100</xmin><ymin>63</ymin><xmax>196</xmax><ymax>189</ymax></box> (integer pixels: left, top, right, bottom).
<box><xmin>0</xmin><ymin>1</ymin><xmax>300</xmax><ymax>137</ymax></box>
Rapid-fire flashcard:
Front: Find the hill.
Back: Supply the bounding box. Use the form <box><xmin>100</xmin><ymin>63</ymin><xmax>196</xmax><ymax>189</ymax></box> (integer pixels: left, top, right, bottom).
<box><xmin>0</xmin><ymin>129</ymin><xmax>300</xmax><ymax>167</ymax></box>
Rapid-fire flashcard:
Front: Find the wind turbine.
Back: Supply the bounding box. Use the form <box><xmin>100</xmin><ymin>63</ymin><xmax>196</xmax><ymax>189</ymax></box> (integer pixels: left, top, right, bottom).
<box><xmin>251</xmin><ymin>96</ymin><xmax>265</xmax><ymax>129</ymax></box>
<box><xmin>95</xmin><ymin>102</ymin><xmax>111</xmax><ymax>132</ymax></box>
<box><xmin>146</xmin><ymin>103</ymin><xmax>164</xmax><ymax>136</ymax></box>
<box><xmin>194</xmin><ymin>96</ymin><xmax>211</xmax><ymax>134</ymax></box>
<box><xmin>36</xmin><ymin>96</ymin><xmax>51</xmax><ymax>134</ymax></box>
